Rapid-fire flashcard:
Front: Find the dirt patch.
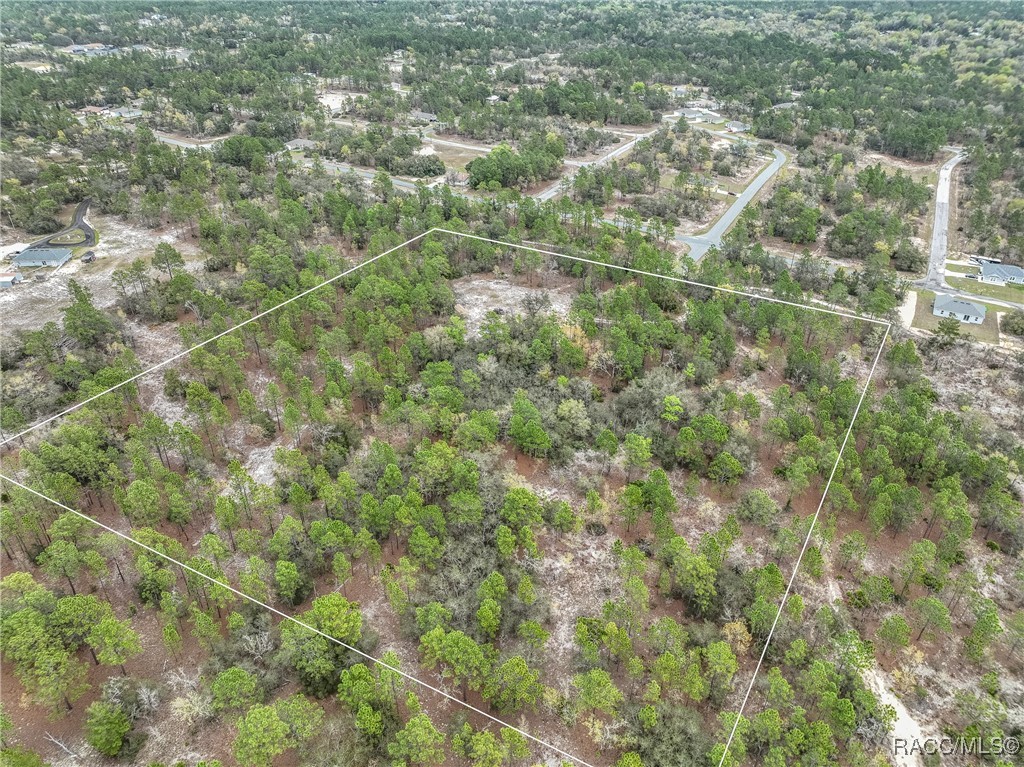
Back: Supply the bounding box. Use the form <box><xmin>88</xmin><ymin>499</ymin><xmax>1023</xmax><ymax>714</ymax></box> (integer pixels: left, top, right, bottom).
<box><xmin>864</xmin><ymin>665</ymin><xmax>929</xmax><ymax>767</ymax></box>
<box><xmin>429</xmin><ymin>145</ymin><xmax>483</xmax><ymax>172</ymax></box>
<box><xmin>898</xmin><ymin>290</ymin><xmax>918</xmax><ymax>329</ymax></box>
<box><xmin>452</xmin><ymin>275</ymin><xmax>576</xmax><ymax>336</ymax></box>
<box><xmin>859</xmin><ymin>152</ymin><xmax>940</xmax><ymax>175</ymax></box>
<box><xmin>532</xmin><ymin>529</ymin><xmax>619</xmax><ymax>684</ymax></box>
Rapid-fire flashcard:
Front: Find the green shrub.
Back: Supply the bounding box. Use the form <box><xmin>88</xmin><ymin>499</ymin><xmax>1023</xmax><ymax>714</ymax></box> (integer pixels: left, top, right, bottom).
<box><xmin>85</xmin><ymin>701</ymin><xmax>131</xmax><ymax>757</ymax></box>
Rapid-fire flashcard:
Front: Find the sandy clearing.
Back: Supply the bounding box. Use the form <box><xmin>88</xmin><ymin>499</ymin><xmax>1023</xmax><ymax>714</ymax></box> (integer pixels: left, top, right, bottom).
<box><xmin>0</xmin><ymin>217</ymin><xmax>201</xmax><ymax>334</ymax></box>
<box><xmin>243</xmin><ymin>443</ymin><xmax>282</xmax><ymax>486</ymax></box>
<box><xmin>451</xmin><ymin>276</ymin><xmax>575</xmax><ymax>337</ymax></box>
<box><xmin>898</xmin><ymin>290</ymin><xmax>918</xmax><ymax>329</ymax></box>
<box><xmin>865</xmin><ymin>666</ymin><xmax>928</xmax><ymax>767</ymax></box>
<box><xmin>0</xmin><ymin>242</ymin><xmax>31</xmax><ymax>258</ymax></box>
<box><xmin>531</xmin><ymin>529</ymin><xmax>618</xmax><ymax>677</ymax></box>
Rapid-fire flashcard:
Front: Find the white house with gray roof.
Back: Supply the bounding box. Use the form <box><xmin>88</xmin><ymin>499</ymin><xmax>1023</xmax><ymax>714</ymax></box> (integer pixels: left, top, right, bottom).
<box><xmin>932</xmin><ymin>293</ymin><xmax>986</xmax><ymax>324</ymax></box>
<box><xmin>285</xmin><ymin>138</ymin><xmax>316</xmax><ymax>151</ymax></box>
<box><xmin>979</xmin><ymin>262</ymin><xmax>1024</xmax><ymax>286</ymax></box>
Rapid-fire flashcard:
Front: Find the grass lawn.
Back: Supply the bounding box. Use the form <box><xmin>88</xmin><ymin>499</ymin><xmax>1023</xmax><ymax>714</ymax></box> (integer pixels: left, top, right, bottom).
<box><xmin>50</xmin><ymin>228</ymin><xmax>88</xmax><ymax>245</ymax></box>
<box><xmin>947</xmin><ymin>276</ymin><xmax>1024</xmax><ymax>304</ymax></box>
<box><xmin>431</xmin><ymin>146</ymin><xmax>481</xmax><ymax>172</ymax></box>
<box><xmin>911</xmin><ymin>289</ymin><xmax>1001</xmax><ymax>344</ymax></box>
<box><xmin>944</xmin><ymin>263</ymin><xmax>980</xmax><ymax>275</ymax></box>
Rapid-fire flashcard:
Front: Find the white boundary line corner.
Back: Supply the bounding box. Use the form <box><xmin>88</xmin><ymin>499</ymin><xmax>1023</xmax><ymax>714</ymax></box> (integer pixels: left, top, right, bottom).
<box><xmin>0</xmin><ymin>227</ymin><xmax>893</xmax><ymax>767</ymax></box>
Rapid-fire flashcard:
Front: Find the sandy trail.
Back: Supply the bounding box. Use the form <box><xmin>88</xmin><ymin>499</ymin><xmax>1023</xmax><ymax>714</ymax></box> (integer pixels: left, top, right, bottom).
<box><xmin>865</xmin><ymin>666</ymin><xmax>928</xmax><ymax>767</ymax></box>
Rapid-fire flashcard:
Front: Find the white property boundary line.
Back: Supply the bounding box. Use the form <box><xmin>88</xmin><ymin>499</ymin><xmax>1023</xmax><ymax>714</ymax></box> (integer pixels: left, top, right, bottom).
<box><xmin>0</xmin><ymin>227</ymin><xmax>887</xmax><ymax>448</ymax></box>
<box><xmin>714</xmin><ymin>321</ymin><xmax>890</xmax><ymax>766</ymax></box>
<box><xmin>0</xmin><ymin>228</ymin><xmax>892</xmax><ymax>767</ymax></box>
<box><xmin>0</xmin><ymin>476</ymin><xmax>595</xmax><ymax>766</ymax></box>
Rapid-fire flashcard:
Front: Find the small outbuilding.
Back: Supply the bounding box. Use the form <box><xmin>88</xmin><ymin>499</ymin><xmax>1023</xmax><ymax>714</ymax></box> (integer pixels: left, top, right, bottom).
<box><xmin>0</xmin><ymin>272</ymin><xmax>24</xmax><ymax>288</ymax></box>
<box><xmin>12</xmin><ymin>247</ymin><xmax>73</xmax><ymax>268</ymax></box>
<box><xmin>932</xmin><ymin>293</ymin><xmax>986</xmax><ymax>324</ymax></box>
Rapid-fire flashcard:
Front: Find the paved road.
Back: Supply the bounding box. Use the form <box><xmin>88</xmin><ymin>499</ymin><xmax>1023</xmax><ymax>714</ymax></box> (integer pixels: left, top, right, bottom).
<box><xmin>25</xmin><ymin>198</ymin><xmax>97</xmax><ymax>249</ymax></box>
<box><xmin>917</xmin><ymin>149</ymin><xmax>966</xmax><ymax>292</ymax></box>
<box><xmin>301</xmin><ymin>157</ymin><xmax>424</xmax><ymax>192</ymax></box>
<box><xmin>678</xmin><ymin>147</ymin><xmax>787</xmax><ymax>260</ymax></box>
<box><xmin>423</xmin><ymin>135</ymin><xmax>491</xmax><ymax>154</ymax></box>
<box><xmin>586</xmin><ymin>124</ymin><xmax>787</xmax><ymax>262</ymax></box>
<box><xmin>157</xmin><ymin>115</ymin><xmax>791</xmax><ymax>270</ymax></box>
<box><xmin>533</xmin><ymin>127</ymin><xmax>665</xmax><ymax>202</ymax></box>
<box><xmin>910</xmin><ymin>148</ymin><xmax>1024</xmax><ymax>312</ymax></box>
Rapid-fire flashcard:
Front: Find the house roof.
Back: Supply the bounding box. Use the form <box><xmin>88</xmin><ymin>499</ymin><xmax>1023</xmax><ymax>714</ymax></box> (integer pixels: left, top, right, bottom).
<box><xmin>13</xmin><ymin>247</ymin><xmax>72</xmax><ymax>264</ymax></box>
<box><xmin>726</xmin><ymin>121</ymin><xmax>751</xmax><ymax>131</ymax></box>
<box><xmin>934</xmin><ymin>293</ymin><xmax>986</xmax><ymax>318</ymax></box>
<box><xmin>285</xmin><ymin>138</ymin><xmax>316</xmax><ymax>150</ymax></box>
<box><xmin>981</xmin><ymin>262</ymin><xmax>1024</xmax><ymax>281</ymax></box>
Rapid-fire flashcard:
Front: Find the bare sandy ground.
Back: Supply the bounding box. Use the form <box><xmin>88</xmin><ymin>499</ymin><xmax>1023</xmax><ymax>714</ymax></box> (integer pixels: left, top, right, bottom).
<box><xmin>898</xmin><ymin>290</ymin><xmax>918</xmax><ymax>329</ymax></box>
<box><xmin>0</xmin><ymin>217</ymin><xmax>201</xmax><ymax>333</ymax></box>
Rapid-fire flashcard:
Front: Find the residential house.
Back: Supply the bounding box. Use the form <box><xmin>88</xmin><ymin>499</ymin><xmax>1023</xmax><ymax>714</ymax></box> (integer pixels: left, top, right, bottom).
<box><xmin>109</xmin><ymin>107</ymin><xmax>144</xmax><ymax>120</ymax></box>
<box><xmin>410</xmin><ymin>110</ymin><xmax>438</xmax><ymax>123</ymax></box>
<box><xmin>687</xmin><ymin>97</ymin><xmax>721</xmax><ymax>111</ymax></box>
<box><xmin>932</xmin><ymin>293</ymin><xmax>986</xmax><ymax>324</ymax></box>
<box><xmin>726</xmin><ymin>121</ymin><xmax>751</xmax><ymax>133</ymax></box>
<box><xmin>979</xmin><ymin>262</ymin><xmax>1024</xmax><ymax>286</ymax></box>
<box><xmin>285</xmin><ymin>138</ymin><xmax>316</xmax><ymax>151</ymax></box>
<box><xmin>12</xmin><ymin>247</ymin><xmax>73</xmax><ymax>268</ymax></box>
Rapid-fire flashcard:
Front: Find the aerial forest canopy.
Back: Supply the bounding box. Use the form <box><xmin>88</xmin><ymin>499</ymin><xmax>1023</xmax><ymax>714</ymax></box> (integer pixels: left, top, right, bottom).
<box><xmin>1</xmin><ymin>3</ymin><xmax>1023</xmax><ymax>767</ymax></box>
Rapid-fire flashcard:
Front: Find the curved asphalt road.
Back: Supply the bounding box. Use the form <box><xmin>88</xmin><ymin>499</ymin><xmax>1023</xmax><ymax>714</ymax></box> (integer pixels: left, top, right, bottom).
<box><xmin>533</xmin><ymin>128</ymin><xmax>663</xmax><ymax>203</ymax></box>
<box><xmin>156</xmin><ymin>109</ymin><xmax>790</xmax><ymax>252</ymax></box>
<box><xmin>27</xmin><ymin>198</ymin><xmax>97</xmax><ymax>249</ymax></box>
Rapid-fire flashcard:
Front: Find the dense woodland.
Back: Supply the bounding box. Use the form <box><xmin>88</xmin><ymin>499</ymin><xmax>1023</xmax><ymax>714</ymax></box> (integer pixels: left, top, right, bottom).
<box><xmin>1</xmin><ymin>3</ymin><xmax>1024</xmax><ymax>767</ymax></box>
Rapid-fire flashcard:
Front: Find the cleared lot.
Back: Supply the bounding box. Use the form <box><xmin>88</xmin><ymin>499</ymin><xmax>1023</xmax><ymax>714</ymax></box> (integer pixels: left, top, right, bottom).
<box><xmin>0</xmin><ymin>216</ymin><xmax>202</xmax><ymax>333</ymax></box>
